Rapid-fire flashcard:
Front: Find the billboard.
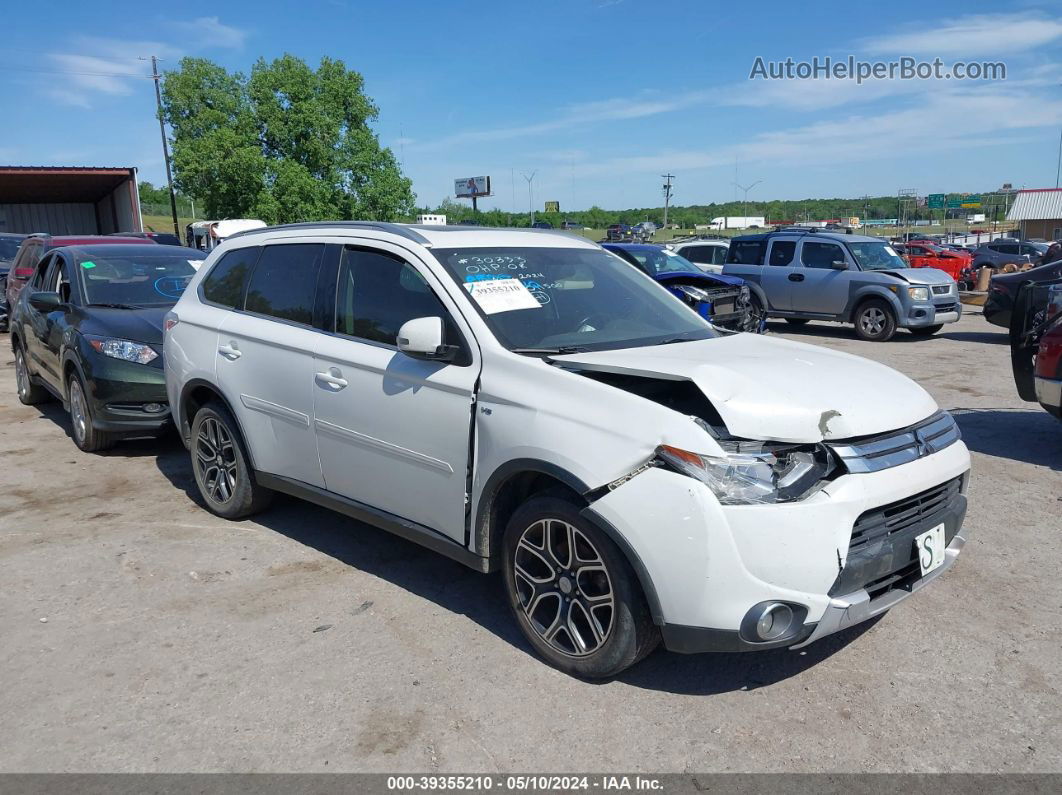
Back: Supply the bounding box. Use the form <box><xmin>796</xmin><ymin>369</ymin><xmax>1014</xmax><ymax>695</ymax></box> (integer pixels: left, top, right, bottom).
<box><xmin>455</xmin><ymin>176</ymin><xmax>491</xmax><ymax>198</ymax></box>
<box><xmin>544</xmin><ymin>201</ymin><xmax>560</xmax><ymax>213</ymax></box>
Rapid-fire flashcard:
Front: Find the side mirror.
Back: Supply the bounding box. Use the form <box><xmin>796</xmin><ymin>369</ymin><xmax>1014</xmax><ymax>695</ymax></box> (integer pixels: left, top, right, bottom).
<box><xmin>29</xmin><ymin>291</ymin><xmax>62</xmax><ymax>311</ymax></box>
<box><xmin>830</xmin><ymin>260</ymin><xmax>849</xmax><ymax>270</ymax></box>
<box><xmin>397</xmin><ymin>316</ymin><xmax>457</xmax><ymax>362</ymax></box>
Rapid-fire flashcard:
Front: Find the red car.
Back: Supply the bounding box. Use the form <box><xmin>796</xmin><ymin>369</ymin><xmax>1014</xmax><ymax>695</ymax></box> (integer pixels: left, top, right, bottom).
<box><xmin>901</xmin><ymin>241</ymin><xmax>970</xmax><ymax>282</ymax></box>
<box><xmin>5</xmin><ymin>234</ymin><xmax>153</xmax><ymax>309</ymax></box>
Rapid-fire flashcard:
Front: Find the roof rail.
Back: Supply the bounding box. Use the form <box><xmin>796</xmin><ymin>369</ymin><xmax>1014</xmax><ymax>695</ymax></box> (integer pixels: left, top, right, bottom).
<box><xmin>224</xmin><ymin>221</ymin><xmax>433</xmax><ymax>245</ymax></box>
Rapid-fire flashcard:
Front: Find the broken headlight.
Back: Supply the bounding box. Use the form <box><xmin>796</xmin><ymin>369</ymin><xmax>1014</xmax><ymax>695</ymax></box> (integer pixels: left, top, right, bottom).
<box><xmin>657</xmin><ymin>441</ymin><xmax>836</xmax><ymax>505</ymax></box>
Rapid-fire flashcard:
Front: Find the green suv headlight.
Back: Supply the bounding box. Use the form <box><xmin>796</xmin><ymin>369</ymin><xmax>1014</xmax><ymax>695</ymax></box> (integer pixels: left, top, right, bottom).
<box><xmin>87</xmin><ymin>337</ymin><xmax>158</xmax><ymax>365</ymax></box>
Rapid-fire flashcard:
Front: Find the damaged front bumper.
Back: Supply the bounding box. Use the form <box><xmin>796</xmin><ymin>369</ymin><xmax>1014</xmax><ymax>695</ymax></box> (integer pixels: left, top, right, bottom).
<box><xmin>584</xmin><ymin>437</ymin><xmax>971</xmax><ymax>654</ymax></box>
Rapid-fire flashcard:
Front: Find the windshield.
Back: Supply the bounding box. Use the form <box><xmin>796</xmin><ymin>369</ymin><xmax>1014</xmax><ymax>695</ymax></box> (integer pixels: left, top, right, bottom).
<box><xmin>0</xmin><ymin>238</ymin><xmax>23</xmax><ymax>262</ymax></box>
<box><xmin>76</xmin><ymin>252</ymin><xmax>202</xmax><ymax>306</ymax></box>
<box><xmin>848</xmin><ymin>241</ymin><xmax>908</xmax><ymax>271</ymax></box>
<box><xmin>617</xmin><ymin>247</ymin><xmax>700</xmax><ymax>276</ymax></box>
<box><xmin>433</xmin><ymin>246</ymin><xmax>717</xmax><ymax>352</ymax></box>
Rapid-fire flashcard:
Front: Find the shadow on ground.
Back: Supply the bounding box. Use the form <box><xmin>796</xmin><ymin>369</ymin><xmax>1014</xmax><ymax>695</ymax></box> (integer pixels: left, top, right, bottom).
<box><xmin>146</xmin><ymin>445</ymin><xmax>874</xmax><ymax>694</ymax></box>
<box><xmin>951</xmin><ymin>408</ymin><xmax>1062</xmax><ymax>470</ymax></box>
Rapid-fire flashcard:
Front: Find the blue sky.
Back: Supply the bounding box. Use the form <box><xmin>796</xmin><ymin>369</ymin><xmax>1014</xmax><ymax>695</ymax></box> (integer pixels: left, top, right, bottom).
<box><xmin>2</xmin><ymin>0</ymin><xmax>1061</xmax><ymax>212</ymax></box>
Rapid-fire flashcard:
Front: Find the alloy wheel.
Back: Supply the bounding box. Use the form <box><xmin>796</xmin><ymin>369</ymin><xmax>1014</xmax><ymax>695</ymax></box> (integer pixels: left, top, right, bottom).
<box><xmin>195</xmin><ymin>417</ymin><xmax>238</xmax><ymax>504</ymax></box>
<box><xmin>15</xmin><ymin>350</ymin><xmax>29</xmax><ymax>400</ymax></box>
<box><xmin>860</xmin><ymin>307</ymin><xmax>887</xmax><ymax>336</ymax></box>
<box><xmin>69</xmin><ymin>379</ymin><xmax>88</xmax><ymax>445</ymax></box>
<box><xmin>513</xmin><ymin>519</ymin><xmax>615</xmax><ymax>657</ymax></box>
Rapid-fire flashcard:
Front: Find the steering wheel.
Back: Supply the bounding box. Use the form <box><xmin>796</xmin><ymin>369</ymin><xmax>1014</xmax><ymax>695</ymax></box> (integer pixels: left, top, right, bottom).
<box><xmin>574</xmin><ymin>313</ymin><xmax>610</xmax><ymax>332</ymax></box>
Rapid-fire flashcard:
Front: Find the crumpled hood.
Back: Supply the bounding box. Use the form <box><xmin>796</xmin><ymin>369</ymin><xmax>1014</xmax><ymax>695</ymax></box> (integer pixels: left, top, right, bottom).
<box><xmin>879</xmin><ymin>267</ymin><xmax>954</xmax><ymax>286</ymax></box>
<box><xmin>553</xmin><ymin>333</ymin><xmax>939</xmax><ymax>443</ymax></box>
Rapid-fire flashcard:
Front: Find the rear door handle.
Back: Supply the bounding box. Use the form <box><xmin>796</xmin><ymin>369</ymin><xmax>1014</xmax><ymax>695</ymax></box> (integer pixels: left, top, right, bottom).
<box><xmin>315</xmin><ymin>368</ymin><xmax>348</xmax><ymax>390</ymax></box>
<box><xmin>218</xmin><ymin>342</ymin><xmax>242</xmax><ymax>360</ymax></box>
<box><xmin>788</xmin><ymin>273</ymin><xmax>805</xmax><ymax>282</ymax></box>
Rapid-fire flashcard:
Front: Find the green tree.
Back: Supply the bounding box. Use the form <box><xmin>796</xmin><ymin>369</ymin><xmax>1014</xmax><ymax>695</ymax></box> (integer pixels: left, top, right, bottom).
<box><xmin>160</xmin><ymin>55</ymin><xmax>414</xmax><ymax>224</ymax></box>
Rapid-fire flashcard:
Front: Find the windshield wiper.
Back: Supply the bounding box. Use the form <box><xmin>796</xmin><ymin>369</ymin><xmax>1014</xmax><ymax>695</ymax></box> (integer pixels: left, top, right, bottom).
<box><xmin>90</xmin><ymin>302</ymin><xmax>142</xmax><ymax>310</ymax></box>
<box><xmin>510</xmin><ymin>345</ymin><xmax>590</xmax><ymax>356</ymax></box>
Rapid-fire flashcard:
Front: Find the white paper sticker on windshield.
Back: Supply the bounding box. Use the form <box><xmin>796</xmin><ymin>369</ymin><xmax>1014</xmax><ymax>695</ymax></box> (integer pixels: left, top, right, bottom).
<box><xmin>464</xmin><ymin>278</ymin><xmax>542</xmax><ymax>314</ymax></box>
<box><xmin>884</xmin><ymin>246</ymin><xmax>898</xmax><ymax>256</ymax></box>
<box><xmin>188</xmin><ymin>259</ymin><xmax>204</xmax><ymax>270</ymax></box>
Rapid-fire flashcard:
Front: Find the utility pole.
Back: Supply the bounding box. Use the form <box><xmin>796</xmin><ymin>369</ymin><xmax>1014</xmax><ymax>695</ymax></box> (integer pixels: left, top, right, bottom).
<box><xmin>661</xmin><ymin>173</ymin><xmax>674</xmax><ymax>229</ymax></box>
<box><xmin>1056</xmin><ymin>127</ymin><xmax>1061</xmax><ymax>189</ymax></box>
<box><xmin>145</xmin><ymin>55</ymin><xmax>180</xmax><ymax>239</ymax></box>
<box><xmin>522</xmin><ymin>171</ymin><xmax>536</xmax><ymax>226</ymax></box>
<box><xmin>732</xmin><ymin>180</ymin><xmax>761</xmax><ymax>226</ymax></box>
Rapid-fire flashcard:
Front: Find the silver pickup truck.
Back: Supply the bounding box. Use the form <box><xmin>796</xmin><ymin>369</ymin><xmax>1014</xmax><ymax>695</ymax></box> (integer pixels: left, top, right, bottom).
<box><xmin>723</xmin><ymin>229</ymin><xmax>960</xmax><ymax>341</ymax></box>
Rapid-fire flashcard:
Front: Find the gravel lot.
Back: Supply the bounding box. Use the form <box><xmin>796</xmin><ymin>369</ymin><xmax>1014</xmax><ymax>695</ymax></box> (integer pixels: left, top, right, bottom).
<box><xmin>1</xmin><ymin>311</ymin><xmax>1059</xmax><ymax>773</ymax></box>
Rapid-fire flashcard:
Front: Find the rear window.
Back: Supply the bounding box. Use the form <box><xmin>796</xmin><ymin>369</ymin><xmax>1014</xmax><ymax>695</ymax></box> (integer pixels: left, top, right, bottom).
<box><xmin>0</xmin><ymin>238</ymin><xmax>23</xmax><ymax>261</ymax></box>
<box><xmin>201</xmin><ymin>247</ymin><xmax>261</xmax><ymax>308</ymax></box>
<box><xmin>726</xmin><ymin>240</ymin><xmax>766</xmax><ymax>265</ymax></box>
<box><xmin>244</xmin><ymin>244</ymin><xmax>325</xmax><ymax>326</ymax></box>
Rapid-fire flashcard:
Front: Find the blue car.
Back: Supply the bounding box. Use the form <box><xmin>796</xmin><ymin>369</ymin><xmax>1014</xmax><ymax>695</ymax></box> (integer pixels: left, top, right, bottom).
<box><xmin>602</xmin><ymin>243</ymin><xmax>763</xmax><ymax>333</ymax></box>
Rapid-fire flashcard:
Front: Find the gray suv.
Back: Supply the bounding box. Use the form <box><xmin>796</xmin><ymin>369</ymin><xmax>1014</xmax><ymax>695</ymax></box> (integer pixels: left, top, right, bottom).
<box><xmin>971</xmin><ymin>240</ymin><xmax>1047</xmax><ymax>270</ymax></box>
<box><xmin>723</xmin><ymin>230</ymin><xmax>960</xmax><ymax>341</ymax></box>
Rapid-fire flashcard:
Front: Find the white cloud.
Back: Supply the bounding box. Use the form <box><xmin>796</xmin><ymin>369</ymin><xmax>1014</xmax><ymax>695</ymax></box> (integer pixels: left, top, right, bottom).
<box><xmin>862</xmin><ymin>12</ymin><xmax>1062</xmax><ymax>56</ymax></box>
<box><xmin>172</xmin><ymin>16</ymin><xmax>247</xmax><ymax>49</ymax></box>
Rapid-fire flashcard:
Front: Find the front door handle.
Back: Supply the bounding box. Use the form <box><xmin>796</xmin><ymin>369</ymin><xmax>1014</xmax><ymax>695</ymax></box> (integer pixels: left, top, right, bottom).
<box><xmin>218</xmin><ymin>342</ymin><xmax>242</xmax><ymax>360</ymax></box>
<box><xmin>788</xmin><ymin>273</ymin><xmax>805</xmax><ymax>282</ymax></box>
<box><xmin>315</xmin><ymin>368</ymin><xmax>348</xmax><ymax>390</ymax></box>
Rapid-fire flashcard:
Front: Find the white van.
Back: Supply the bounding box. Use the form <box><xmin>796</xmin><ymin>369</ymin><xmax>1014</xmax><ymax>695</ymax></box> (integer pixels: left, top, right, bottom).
<box><xmin>187</xmin><ymin>219</ymin><xmax>266</xmax><ymax>252</ymax></box>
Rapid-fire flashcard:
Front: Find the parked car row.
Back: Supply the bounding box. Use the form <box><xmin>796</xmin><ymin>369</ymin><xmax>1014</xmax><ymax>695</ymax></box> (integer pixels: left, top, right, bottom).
<box><xmin>8</xmin><ymin>222</ymin><xmax>973</xmax><ymax>679</ymax></box>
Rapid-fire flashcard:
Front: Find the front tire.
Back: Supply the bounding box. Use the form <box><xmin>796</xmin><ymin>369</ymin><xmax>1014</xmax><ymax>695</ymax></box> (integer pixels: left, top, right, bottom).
<box><xmin>854</xmin><ymin>299</ymin><xmax>897</xmax><ymax>342</ymax></box>
<box><xmin>909</xmin><ymin>324</ymin><xmax>944</xmax><ymax>337</ymax></box>
<box><xmin>68</xmin><ymin>374</ymin><xmax>115</xmax><ymax>452</ymax></box>
<box><xmin>503</xmin><ymin>496</ymin><xmax>658</xmax><ymax>678</ymax></box>
<box><xmin>190</xmin><ymin>401</ymin><xmax>273</xmax><ymax>519</ymax></box>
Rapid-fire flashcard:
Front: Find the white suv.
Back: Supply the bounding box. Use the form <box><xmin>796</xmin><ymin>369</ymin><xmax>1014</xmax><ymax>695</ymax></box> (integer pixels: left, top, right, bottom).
<box><xmin>165</xmin><ymin>222</ymin><xmax>971</xmax><ymax>678</ymax></box>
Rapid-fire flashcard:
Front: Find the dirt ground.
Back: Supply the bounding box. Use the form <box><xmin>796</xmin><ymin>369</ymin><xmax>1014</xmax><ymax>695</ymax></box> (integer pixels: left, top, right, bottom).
<box><xmin>1</xmin><ymin>311</ymin><xmax>1059</xmax><ymax>773</ymax></box>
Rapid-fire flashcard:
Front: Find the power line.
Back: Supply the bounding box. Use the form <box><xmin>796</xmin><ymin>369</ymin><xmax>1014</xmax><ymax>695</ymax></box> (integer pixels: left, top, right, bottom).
<box><xmin>0</xmin><ymin>64</ymin><xmax>152</xmax><ymax>79</ymax></box>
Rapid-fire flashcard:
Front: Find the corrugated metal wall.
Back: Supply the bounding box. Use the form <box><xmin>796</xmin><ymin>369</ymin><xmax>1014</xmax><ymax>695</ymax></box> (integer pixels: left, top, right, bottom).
<box><xmin>0</xmin><ymin>203</ymin><xmax>96</xmax><ymax>234</ymax></box>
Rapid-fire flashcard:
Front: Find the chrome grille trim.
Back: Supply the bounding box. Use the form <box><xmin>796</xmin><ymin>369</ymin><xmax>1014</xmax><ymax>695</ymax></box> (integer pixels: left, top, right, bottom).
<box><xmin>828</xmin><ymin>411</ymin><xmax>961</xmax><ymax>474</ymax></box>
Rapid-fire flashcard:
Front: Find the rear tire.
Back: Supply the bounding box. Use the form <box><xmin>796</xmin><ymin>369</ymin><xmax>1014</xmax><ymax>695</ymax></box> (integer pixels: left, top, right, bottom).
<box><xmin>502</xmin><ymin>495</ymin><xmax>658</xmax><ymax>679</ymax></box>
<box><xmin>14</xmin><ymin>345</ymin><xmax>49</xmax><ymax>405</ymax></box>
<box><xmin>68</xmin><ymin>374</ymin><xmax>116</xmax><ymax>452</ymax></box>
<box><xmin>190</xmin><ymin>401</ymin><xmax>273</xmax><ymax>519</ymax></box>
<box><xmin>909</xmin><ymin>324</ymin><xmax>944</xmax><ymax>337</ymax></box>
<box><xmin>853</xmin><ymin>299</ymin><xmax>897</xmax><ymax>342</ymax></box>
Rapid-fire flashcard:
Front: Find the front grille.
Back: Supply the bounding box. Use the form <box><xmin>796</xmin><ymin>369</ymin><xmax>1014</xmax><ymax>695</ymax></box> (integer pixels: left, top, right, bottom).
<box><xmin>829</xmin><ymin>411</ymin><xmax>961</xmax><ymax>474</ymax></box>
<box><xmin>848</xmin><ymin>476</ymin><xmax>962</xmax><ymax>555</ymax></box>
<box><xmin>829</xmin><ymin>475</ymin><xmax>965</xmax><ymax>597</ymax></box>
<box><xmin>931</xmin><ymin>285</ymin><xmax>951</xmax><ymax>295</ymax></box>
<box><xmin>933</xmin><ymin>301</ymin><xmax>959</xmax><ymax>313</ymax></box>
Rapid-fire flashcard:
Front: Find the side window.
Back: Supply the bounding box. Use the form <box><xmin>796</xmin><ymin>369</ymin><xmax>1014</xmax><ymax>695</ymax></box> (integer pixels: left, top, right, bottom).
<box><xmin>712</xmin><ymin>246</ymin><xmax>729</xmax><ymax>265</ymax></box>
<box><xmin>801</xmin><ymin>241</ymin><xmax>846</xmax><ymax>269</ymax></box>
<box><xmin>31</xmin><ymin>254</ymin><xmax>55</xmax><ymax>289</ymax></box>
<box><xmin>768</xmin><ymin>240</ymin><xmax>796</xmax><ymax>266</ymax></box>
<box><xmin>1021</xmin><ymin>244</ymin><xmax>1040</xmax><ymax>256</ymax></box>
<box><xmin>201</xmin><ymin>246</ymin><xmax>261</xmax><ymax>308</ymax></box>
<box><xmin>336</xmin><ymin>247</ymin><xmax>467</xmax><ymax>363</ymax></box>
<box><xmin>14</xmin><ymin>243</ymin><xmax>42</xmax><ymax>280</ymax></box>
<box><xmin>726</xmin><ymin>241</ymin><xmax>766</xmax><ymax>265</ymax></box>
<box><xmin>51</xmin><ymin>257</ymin><xmax>73</xmax><ymax>303</ymax></box>
<box><xmin>244</xmin><ymin>244</ymin><xmax>325</xmax><ymax>325</ymax></box>
<box><xmin>682</xmin><ymin>246</ymin><xmax>712</xmax><ymax>265</ymax></box>
<box><xmin>998</xmin><ymin>244</ymin><xmax>1019</xmax><ymax>255</ymax></box>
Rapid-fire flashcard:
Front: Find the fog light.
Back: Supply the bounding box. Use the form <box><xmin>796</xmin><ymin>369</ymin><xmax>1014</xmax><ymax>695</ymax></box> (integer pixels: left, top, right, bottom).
<box><xmin>751</xmin><ymin>602</ymin><xmax>794</xmax><ymax>641</ymax></box>
<box><xmin>143</xmin><ymin>403</ymin><xmax>166</xmax><ymax>414</ymax></box>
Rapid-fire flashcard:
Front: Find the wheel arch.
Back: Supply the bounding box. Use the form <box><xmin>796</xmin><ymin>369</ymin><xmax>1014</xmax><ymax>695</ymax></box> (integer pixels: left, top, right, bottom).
<box><xmin>847</xmin><ymin>287</ymin><xmax>903</xmax><ymax>323</ymax></box>
<box><xmin>178</xmin><ymin>379</ymin><xmax>254</xmax><ymax>465</ymax></box>
<box><xmin>475</xmin><ymin>458</ymin><xmax>665</xmax><ymax>625</ymax></box>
